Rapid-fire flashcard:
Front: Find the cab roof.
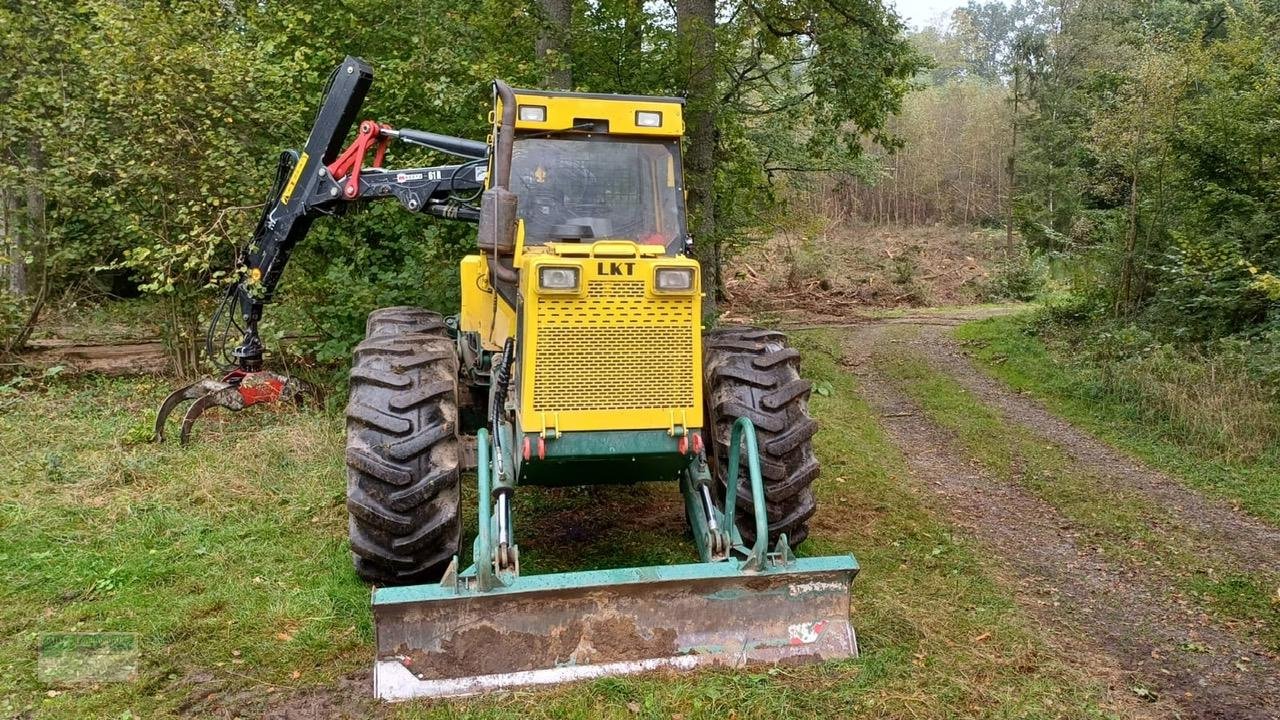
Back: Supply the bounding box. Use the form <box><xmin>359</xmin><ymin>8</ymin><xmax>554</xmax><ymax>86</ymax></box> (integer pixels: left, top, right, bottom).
<box><xmin>506</xmin><ymin>88</ymin><xmax>685</xmax><ymax>137</ymax></box>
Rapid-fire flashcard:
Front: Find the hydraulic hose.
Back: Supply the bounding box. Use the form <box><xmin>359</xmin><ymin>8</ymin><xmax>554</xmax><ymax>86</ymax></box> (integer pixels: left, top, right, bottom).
<box><xmin>489</xmin><ymin>338</ymin><xmax>515</xmax><ymax>482</ymax></box>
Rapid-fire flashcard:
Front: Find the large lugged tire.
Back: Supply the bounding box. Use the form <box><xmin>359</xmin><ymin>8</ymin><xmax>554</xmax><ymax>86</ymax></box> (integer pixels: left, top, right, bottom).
<box><xmin>703</xmin><ymin>326</ymin><xmax>819</xmax><ymax>548</ymax></box>
<box><xmin>345</xmin><ymin>307</ymin><xmax>461</xmax><ymax>585</ymax></box>
<box><xmin>365</xmin><ymin>305</ymin><xmax>448</xmax><ymax>339</ymax></box>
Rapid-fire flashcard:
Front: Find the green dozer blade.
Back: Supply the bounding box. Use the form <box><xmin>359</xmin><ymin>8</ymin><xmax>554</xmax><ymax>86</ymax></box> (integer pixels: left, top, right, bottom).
<box><xmin>372</xmin><ymin>555</ymin><xmax>858</xmax><ymax>700</ymax></box>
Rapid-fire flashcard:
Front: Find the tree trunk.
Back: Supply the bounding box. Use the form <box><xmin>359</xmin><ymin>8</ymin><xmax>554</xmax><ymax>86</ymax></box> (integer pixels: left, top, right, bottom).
<box><xmin>0</xmin><ymin>189</ymin><xmax>10</xmax><ymax>293</ymax></box>
<box><xmin>25</xmin><ymin>138</ymin><xmax>46</xmax><ymax>281</ymax></box>
<box><xmin>5</xmin><ymin>189</ymin><xmax>26</xmax><ymax>297</ymax></box>
<box><xmin>535</xmin><ymin>0</ymin><xmax>573</xmax><ymax>90</ymax></box>
<box><xmin>1005</xmin><ymin>66</ymin><xmax>1019</xmax><ymax>257</ymax></box>
<box><xmin>9</xmin><ymin>138</ymin><xmax>50</xmax><ymax>351</ymax></box>
<box><xmin>677</xmin><ymin>0</ymin><xmax>718</xmax><ymax>308</ymax></box>
<box><xmin>1118</xmin><ymin>154</ymin><xmax>1141</xmax><ymax>316</ymax></box>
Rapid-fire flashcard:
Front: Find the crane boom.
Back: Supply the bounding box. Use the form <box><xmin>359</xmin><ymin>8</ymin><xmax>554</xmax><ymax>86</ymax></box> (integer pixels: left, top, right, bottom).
<box><xmin>226</xmin><ymin>55</ymin><xmax>486</xmax><ymax>370</ymax></box>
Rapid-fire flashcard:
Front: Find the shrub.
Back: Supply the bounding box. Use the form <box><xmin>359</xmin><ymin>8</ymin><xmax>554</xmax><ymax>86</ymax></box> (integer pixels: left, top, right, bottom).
<box><xmin>977</xmin><ymin>249</ymin><xmax>1047</xmax><ymax>302</ymax></box>
<box><xmin>1028</xmin><ymin>292</ymin><xmax>1104</xmax><ymax>332</ymax></box>
<box><xmin>0</xmin><ymin>293</ymin><xmax>29</xmax><ymax>353</ymax></box>
<box><xmin>1150</xmin><ymin>233</ymin><xmax>1273</xmax><ymax>341</ymax></box>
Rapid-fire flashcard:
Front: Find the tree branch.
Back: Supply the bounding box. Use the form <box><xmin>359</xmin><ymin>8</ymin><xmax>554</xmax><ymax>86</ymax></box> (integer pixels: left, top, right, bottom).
<box><xmin>734</xmin><ymin>89</ymin><xmax>817</xmax><ymax>115</ymax></box>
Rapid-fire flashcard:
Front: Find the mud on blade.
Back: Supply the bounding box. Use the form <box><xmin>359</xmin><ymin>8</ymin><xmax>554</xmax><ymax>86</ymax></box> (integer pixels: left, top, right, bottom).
<box><xmin>372</xmin><ymin>557</ymin><xmax>857</xmax><ymax>700</ymax></box>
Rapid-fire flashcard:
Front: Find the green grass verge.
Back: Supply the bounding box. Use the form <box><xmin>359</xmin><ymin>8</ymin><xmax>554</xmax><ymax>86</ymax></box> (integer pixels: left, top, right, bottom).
<box><xmin>0</xmin><ymin>341</ymin><xmax>1114</xmax><ymax>719</ymax></box>
<box><xmin>869</xmin><ymin>325</ymin><xmax>1279</xmax><ymax>651</ymax></box>
<box><xmin>954</xmin><ymin>315</ymin><xmax>1280</xmax><ymax>526</ymax></box>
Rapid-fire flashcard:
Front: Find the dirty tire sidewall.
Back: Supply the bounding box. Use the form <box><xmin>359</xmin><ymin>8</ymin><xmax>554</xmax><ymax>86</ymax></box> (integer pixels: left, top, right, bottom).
<box><xmin>365</xmin><ymin>306</ymin><xmax>448</xmax><ymax>339</ymax></box>
<box><xmin>703</xmin><ymin>326</ymin><xmax>819</xmax><ymax>548</ymax></box>
<box><xmin>346</xmin><ymin>308</ymin><xmax>461</xmax><ymax>585</ymax></box>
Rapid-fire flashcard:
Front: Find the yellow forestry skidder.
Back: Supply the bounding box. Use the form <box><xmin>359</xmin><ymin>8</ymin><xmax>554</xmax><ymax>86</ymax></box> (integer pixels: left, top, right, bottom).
<box><xmin>155</xmin><ymin>56</ymin><xmax>858</xmax><ymax>699</ymax></box>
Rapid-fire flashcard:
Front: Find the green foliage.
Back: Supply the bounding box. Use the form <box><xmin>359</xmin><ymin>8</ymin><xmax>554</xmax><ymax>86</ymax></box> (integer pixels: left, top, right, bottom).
<box><xmin>1027</xmin><ymin>291</ymin><xmax>1105</xmax><ymax>332</ymax></box>
<box><xmin>1005</xmin><ymin>0</ymin><xmax>1280</xmax><ymax>342</ymax></box>
<box><xmin>280</xmin><ymin>208</ymin><xmax>473</xmax><ymax>363</ymax></box>
<box><xmin>977</xmin><ymin>249</ymin><xmax>1046</xmax><ymax>302</ymax></box>
<box><xmin>6</xmin><ymin>0</ymin><xmax>922</xmax><ymax>362</ymax></box>
<box><xmin>2</xmin><ymin>0</ymin><xmax>542</xmax><ymax>365</ymax></box>
<box><xmin>950</xmin><ymin>0</ymin><xmax>1048</xmax><ymax>82</ymax></box>
<box><xmin>0</xmin><ymin>292</ymin><xmax>28</xmax><ymax>351</ymax></box>
<box><xmin>1152</xmin><ymin>233</ymin><xmax>1272</xmax><ymax>339</ymax></box>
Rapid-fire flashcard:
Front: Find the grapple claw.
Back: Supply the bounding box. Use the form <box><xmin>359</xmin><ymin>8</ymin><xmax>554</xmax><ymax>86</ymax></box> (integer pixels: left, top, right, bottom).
<box><xmin>179</xmin><ymin>386</ymin><xmax>246</xmax><ymax>445</ymax></box>
<box><xmin>154</xmin><ymin>369</ymin><xmax>319</xmax><ymax>444</ymax></box>
<box><xmin>154</xmin><ymin>379</ymin><xmax>233</xmax><ymax>443</ymax></box>
<box><xmin>281</xmin><ymin>376</ymin><xmax>324</xmax><ymax>408</ymax></box>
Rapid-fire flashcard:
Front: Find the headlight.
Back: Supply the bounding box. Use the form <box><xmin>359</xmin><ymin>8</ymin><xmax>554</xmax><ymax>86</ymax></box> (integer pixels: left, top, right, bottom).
<box><xmin>655</xmin><ymin>267</ymin><xmax>695</xmax><ymax>292</ymax></box>
<box><xmin>635</xmin><ymin>110</ymin><xmax>663</xmax><ymax>128</ymax></box>
<box><xmin>539</xmin><ymin>266</ymin><xmax>580</xmax><ymax>291</ymax></box>
<box><xmin>518</xmin><ymin>104</ymin><xmax>547</xmax><ymax>123</ymax></box>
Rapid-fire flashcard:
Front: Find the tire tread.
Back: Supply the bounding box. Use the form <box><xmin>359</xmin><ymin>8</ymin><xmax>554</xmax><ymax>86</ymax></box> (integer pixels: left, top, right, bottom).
<box><xmin>346</xmin><ymin>308</ymin><xmax>461</xmax><ymax>585</ymax></box>
<box><xmin>703</xmin><ymin>326</ymin><xmax>820</xmax><ymax>548</ymax></box>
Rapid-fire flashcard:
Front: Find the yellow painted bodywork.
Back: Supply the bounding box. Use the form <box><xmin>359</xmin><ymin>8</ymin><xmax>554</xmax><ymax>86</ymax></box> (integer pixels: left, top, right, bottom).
<box><xmin>519</xmin><ymin>244</ymin><xmax>702</xmax><ymax>435</ymax></box>
<box><xmin>504</xmin><ymin>90</ymin><xmax>684</xmax><ymax>137</ymax></box>
<box><xmin>459</xmin><ymin>89</ymin><xmax>701</xmax><ymax>435</ymax></box>
<box><xmin>458</xmin><ymin>255</ymin><xmax>516</xmax><ymax>350</ymax></box>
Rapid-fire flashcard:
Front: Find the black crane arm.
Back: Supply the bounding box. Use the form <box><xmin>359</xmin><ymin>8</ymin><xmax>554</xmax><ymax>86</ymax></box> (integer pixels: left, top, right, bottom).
<box><xmin>218</xmin><ymin>56</ymin><xmax>486</xmax><ymax>371</ymax></box>
<box><xmin>155</xmin><ymin>56</ymin><xmax>493</xmax><ymax>444</ymax></box>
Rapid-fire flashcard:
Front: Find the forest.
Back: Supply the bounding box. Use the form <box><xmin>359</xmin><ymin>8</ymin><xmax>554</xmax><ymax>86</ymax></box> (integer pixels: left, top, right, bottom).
<box><xmin>3</xmin><ymin>0</ymin><xmax>1277</xmax><ymax>391</ymax></box>
<box><xmin>4</xmin><ymin>0</ymin><xmax>1278</xmax><ymax>360</ymax></box>
<box><xmin>2</xmin><ymin>0</ymin><xmax>1279</xmax><ymax>718</ymax></box>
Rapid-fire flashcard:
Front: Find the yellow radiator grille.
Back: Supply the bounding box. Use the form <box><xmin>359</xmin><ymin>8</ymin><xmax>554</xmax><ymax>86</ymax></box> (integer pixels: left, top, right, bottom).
<box><xmin>531</xmin><ymin>281</ymin><xmax>697</xmax><ymax>412</ymax></box>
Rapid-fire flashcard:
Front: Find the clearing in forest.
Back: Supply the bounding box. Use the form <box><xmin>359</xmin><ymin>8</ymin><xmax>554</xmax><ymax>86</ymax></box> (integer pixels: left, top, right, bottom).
<box><xmin>3</xmin><ymin>308</ymin><xmax>1278</xmax><ymax>719</ymax></box>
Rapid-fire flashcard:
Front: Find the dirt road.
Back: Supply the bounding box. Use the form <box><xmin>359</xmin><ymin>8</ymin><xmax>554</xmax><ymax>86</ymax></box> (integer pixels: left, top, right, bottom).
<box><xmin>838</xmin><ymin>312</ymin><xmax>1280</xmax><ymax>719</ymax></box>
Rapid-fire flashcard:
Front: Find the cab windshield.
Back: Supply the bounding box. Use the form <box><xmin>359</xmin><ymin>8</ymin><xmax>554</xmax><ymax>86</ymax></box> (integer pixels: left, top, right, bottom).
<box><xmin>509</xmin><ymin>136</ymin><xmax>686</xmax><ymax>254</ymax></box>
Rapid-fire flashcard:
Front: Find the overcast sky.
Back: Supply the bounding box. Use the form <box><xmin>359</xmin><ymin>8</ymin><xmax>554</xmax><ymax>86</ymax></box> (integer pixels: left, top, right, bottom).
<box><xmin>890</xmin><ymin>0</ymin><xmax>964</xmax><ymax>29</ymax></box>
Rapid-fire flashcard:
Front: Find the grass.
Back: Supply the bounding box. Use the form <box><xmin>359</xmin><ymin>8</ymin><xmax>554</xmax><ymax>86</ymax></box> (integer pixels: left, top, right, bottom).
<box><xmin>29</xmin><ymin>297</ymin><xmax>167</xmax><ymax>343</ymax></box>
<box><xmin>868</xmin><ymin>324</ymin><xmax>1280</xmax><ymax>652</ymax></box>
<box><xmin>0</xmin><ymin>335</ymin><xmax>1117</xmax><ymax>719</ymax></box>
<box><xmin>0</xmin><ymin>375</ymin><xmax>366</xmax><ymax>719</ymax></box>
<box><xmin>954</xmin><ymin>315</ymin><xmax>1280</xmax><ymax>526</ymax></box>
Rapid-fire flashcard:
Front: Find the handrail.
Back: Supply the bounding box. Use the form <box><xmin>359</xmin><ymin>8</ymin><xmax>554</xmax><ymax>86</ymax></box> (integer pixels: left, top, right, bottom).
<box><xmin>586</xmin><ymin>240</ymin><xmax>641</xmax><ymax>257</ymax></box>
<box><xmin>723</xmin><ymin>416</ymin><xmax>770</xmax><ymax>569</ymax></box>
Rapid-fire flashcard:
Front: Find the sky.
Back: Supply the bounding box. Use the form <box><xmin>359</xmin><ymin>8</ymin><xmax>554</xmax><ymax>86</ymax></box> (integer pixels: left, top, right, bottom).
<box><xmin>890</xmin><ymin>0</ymin><xmax>964</xmax><ymax>29</ymax></box>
